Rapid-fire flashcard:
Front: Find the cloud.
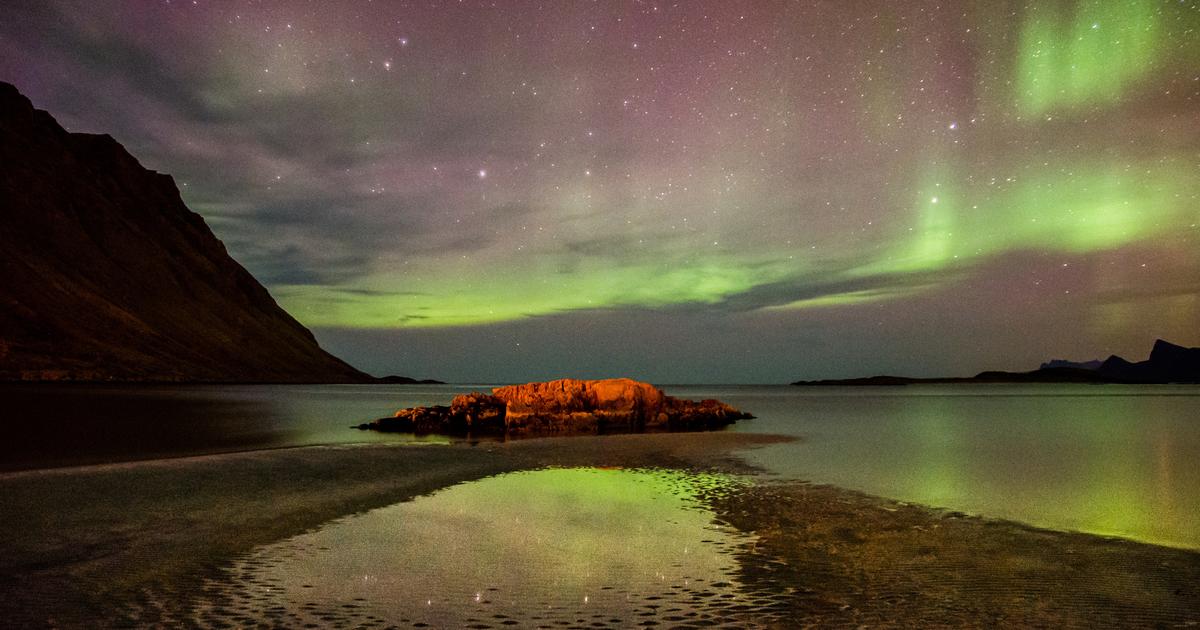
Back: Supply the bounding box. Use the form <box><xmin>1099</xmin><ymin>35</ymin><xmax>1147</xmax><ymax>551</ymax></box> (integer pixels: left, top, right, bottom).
<box><xmin>4</xmin><ymin>0</ymin><xmax>1198</xmax><ymax>379</ymax></box>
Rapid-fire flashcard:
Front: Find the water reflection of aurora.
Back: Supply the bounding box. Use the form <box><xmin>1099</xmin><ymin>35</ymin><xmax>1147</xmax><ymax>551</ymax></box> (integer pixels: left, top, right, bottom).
<box><xmin>200</xmin><ymin>468</ymin><xmax>760</xmax><ymax>626</ymax></box>
<box><xmin>735</xmin><ymin>385</ymin><xmax>1200</xmax><ymax>550</ymax></box>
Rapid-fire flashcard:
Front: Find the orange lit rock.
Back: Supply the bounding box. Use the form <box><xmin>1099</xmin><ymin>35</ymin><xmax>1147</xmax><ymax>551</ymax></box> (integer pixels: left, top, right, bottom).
<box><xmin>492</xmin><ymin>378</ymin><xmax>667</xmax><ymax>433</ymax></box>
<box><xmin>359</xmin><ymin>378</ymin><xmax>752</xmax><ymax>436</ymax></box>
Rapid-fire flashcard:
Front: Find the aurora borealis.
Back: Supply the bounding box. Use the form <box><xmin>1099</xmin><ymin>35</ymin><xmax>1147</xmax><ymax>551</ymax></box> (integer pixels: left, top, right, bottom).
<box><xmin>2</xmin><ymin>1</ymin><xmax>1197</xmax><ymax>381</ymax></box>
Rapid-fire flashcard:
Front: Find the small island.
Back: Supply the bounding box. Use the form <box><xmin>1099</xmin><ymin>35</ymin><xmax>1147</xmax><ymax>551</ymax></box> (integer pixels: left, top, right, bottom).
<box><xmin>358</xmin><ymin>377</ymin><xmax>753</xmax><ymax>436</ymax></box>
<box><xmin>375</xmin><ymin>375</ymin><xmax>446</xmax><ymax>385</ymax></box>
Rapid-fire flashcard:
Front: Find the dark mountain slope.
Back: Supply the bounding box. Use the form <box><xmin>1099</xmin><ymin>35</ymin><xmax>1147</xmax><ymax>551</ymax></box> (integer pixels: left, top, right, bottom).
<box><xmin>0</xmin><ymin>81</ymin><xmax>368</xmax><ymax>382</ymax></box>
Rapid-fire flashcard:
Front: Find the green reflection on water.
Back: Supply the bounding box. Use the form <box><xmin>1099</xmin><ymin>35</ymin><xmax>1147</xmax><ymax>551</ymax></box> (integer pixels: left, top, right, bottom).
<box><xmin>909</xmin><ymin>396</ymin><xmax>967</xmax><ymax>504</ymax></box>
<box><xmin>203</xmin><ymin>467</ymin><xmax>752</xmax><ymax>626</ymax></box>
<box><xmin>739</xmin><ymin>387</ymin><xmax>1200</xmax><ymax>549</ymax></box>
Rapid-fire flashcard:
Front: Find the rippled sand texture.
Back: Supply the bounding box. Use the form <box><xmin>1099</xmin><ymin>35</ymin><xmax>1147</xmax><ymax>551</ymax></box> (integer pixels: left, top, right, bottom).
<box><xmin>187</xmin><ymin>470</ymin><xmax>1200</xmax><ymax>629</ymax></box>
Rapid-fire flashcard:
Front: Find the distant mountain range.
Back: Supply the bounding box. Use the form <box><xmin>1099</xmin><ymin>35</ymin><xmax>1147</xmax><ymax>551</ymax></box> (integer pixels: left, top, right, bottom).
<box><xmin>794</xmin><ymin>339</ymin><xmax>1200</xmax><ymax>386</ymax></box>
<box><xmin>1040</xmin><ymin>359</ymin><xmax>1104</xmax><ymax>371</ymax></box>
<box><xmin>0</xmin><ymin>81</ymin><xmax>417</xmax><ymax>383</ymax></box>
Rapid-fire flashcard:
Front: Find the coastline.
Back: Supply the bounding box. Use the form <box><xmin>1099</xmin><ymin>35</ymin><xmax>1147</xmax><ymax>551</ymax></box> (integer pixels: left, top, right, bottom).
<box><xmin>1</xmin><ymin>433</ymin><xmax>1197</xmax><ymax>626</ymax></box>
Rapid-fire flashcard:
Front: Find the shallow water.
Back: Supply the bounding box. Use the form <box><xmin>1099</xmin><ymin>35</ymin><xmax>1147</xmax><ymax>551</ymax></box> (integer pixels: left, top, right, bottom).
<box><xmin>0</xmin><ymin>383</ymin><xmax>476</xmax><ymax>470</ymax></box>
<box><xmin>3</xmin><ymin>382</ymin><xmax>1198</xmax><ymax>548</ymax></box>
<box><xmin>192</xmin><ymin>467</ymin><xmax>773</xmax><ymax>628</ymax></box>
<box><xmin>706</xmin><ymin>384</ymin><xmax>1200</xmax><ymax>549</ymax></box>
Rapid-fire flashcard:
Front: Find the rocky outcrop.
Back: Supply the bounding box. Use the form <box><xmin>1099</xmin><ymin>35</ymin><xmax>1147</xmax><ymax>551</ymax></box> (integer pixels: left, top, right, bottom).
<box><xmin>0</xmin><ymin>81</ymin><xmax>369</xmax><ymax>382</ymax></box>
<box><xmin>359</xmin><ymin>378</ymin><xmax>753</xmax><ymax>435</ymax></box>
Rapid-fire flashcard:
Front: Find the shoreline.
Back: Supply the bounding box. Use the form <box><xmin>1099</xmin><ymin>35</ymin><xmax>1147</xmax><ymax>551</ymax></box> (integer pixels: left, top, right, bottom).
<box><xmin>2</xmin><ymin>434</ymin><xmax>1197</xmax><ymax>626</ymax></box>
<box><xmin>17</xmin><ymin>440</ymin><xmax>1192</xmax><ymax>552</ymax></box>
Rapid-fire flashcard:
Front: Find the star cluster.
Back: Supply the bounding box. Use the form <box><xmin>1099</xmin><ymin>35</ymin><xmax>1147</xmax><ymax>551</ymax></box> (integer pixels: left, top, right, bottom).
<box><xmin>1</xmin><ymin>0</ymin><xmax>1197</xmax><ymax>381</ymax></box>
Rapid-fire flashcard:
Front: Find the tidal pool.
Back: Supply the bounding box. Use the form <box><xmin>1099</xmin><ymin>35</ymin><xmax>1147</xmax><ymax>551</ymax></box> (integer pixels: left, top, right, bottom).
<box><xmin>192</xmin><ymin>467</ymin><xmax>773</xmax><ymax>627</ymax></box>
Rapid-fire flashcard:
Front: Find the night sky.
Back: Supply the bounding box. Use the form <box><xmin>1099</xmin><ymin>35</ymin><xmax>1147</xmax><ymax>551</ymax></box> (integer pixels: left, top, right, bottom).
<box><xmin>2</xmin><ymin>1</ymin><xmax>1198</xmax><ymax>382</ymax></box>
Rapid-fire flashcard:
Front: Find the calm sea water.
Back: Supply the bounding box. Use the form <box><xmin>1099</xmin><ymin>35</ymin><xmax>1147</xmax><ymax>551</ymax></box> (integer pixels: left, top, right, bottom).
<box><xmin>2</xmin><ymin>383</ymin><xmax>1197</xmax><ymax>548</ymax></box>
<box><xmin>715</xmin><ymin>384</ymin><xmax>1200</xmax><ymax>550</ymax></box>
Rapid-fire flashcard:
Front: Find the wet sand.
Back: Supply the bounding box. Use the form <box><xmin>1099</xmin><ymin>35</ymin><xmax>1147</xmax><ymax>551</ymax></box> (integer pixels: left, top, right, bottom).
<box><xmin>1</xmin><ymin>432</ymin><xmax>1197</xmax><ymax>627</ymax></box>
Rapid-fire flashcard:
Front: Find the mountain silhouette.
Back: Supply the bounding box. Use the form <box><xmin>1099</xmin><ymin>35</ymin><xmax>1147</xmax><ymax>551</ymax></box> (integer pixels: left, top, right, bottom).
<box><xmin>0</xmin><ymin>82</ymin><xmax>369</xmax><ymax>382</ymax></box>
<box><xmin>794</xmin><ymin>339</ymin><xmax>1200</xmax><ymax>386</ymax></box>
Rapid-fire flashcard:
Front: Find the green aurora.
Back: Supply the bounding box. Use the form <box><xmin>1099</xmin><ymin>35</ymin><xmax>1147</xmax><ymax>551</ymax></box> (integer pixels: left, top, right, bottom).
<box><xmin>5</xmin><ymin>0</ymin><xmax>1197</xmax><ymax>379</ymax></box>
<box><xmin>259</xmin><ymin>1</ymin><xmax>1199</xmax><ymax>330</ymax></box>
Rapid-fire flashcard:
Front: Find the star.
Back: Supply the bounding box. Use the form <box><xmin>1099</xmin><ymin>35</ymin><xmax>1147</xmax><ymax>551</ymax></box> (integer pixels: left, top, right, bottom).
<box><xmin>3</xmin><ymin>0</ymin><xmax>1192</xmax><ymax>383</ymax></box>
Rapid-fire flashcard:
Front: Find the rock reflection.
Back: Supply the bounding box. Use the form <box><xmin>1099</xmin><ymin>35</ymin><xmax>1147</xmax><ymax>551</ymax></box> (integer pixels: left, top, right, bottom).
<box><xmin>192</xmin><ymin>467</ymin><xmax>770</xmax><ymax>627</ymax></box>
